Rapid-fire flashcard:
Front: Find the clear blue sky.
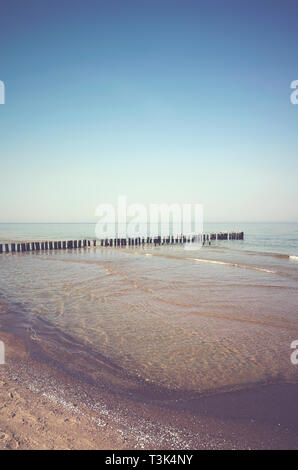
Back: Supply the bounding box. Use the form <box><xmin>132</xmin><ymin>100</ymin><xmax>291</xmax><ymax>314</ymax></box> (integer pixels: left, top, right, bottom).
<box><xmin>0</xmin><ymin>0</ymin><xmax>297</xmax><ymax>222</ymax></box>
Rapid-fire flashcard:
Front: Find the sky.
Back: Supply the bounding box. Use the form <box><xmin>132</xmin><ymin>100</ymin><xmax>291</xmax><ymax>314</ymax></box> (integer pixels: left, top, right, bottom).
<box><xmin>0</xmin><ymin>0</ymin><xmax>297</xmax><ymax>223</ymax></box>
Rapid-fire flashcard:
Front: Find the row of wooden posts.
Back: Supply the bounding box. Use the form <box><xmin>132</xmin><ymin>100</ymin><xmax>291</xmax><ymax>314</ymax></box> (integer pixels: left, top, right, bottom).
<box><xmin>0</xmin><ymin>232</ymin><xmax>244</xmax><ymax>254</ymax></box>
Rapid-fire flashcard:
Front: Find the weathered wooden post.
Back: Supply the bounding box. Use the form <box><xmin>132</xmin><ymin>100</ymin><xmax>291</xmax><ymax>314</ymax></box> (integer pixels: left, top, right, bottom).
<box><xmin>17</xmin><ymin>244</ymin><xmax>21</xmax><ymax>252</ymax></box>
<box><xmin>11</xmin><ymin>243</ymin><xmax>16</xmax><ymax>252</ymax></box>
<box><xmin>93</xmin><ymin>240</ymin><xmax>96</xmax><ymax>247</ymax></box>
<box><xmin>26</xmin><ymin>243</ymin><xmax>31</xmax><ymax>251</ymax></box>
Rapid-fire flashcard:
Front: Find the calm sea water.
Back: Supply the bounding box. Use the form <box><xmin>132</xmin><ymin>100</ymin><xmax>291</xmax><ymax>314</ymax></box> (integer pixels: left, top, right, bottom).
<box><xmin>0</xmin><ymin>222</ymin><xmax>297</xmax><ymax>395</ymax></box>
<box><xmin>0</xmin><ymin>222</ymin><xmax>298</xmax><ymax>256</ymax></box>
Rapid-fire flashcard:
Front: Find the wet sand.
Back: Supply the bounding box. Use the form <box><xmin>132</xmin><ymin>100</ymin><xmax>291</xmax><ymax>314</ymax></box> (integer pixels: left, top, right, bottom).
<box><xmin>1</xmin><ymin>328</ymin><xmax>298</xmax><ymax>450</ymax></box>
<box><xmin>1</xmin><ymin>245</ymin><xmax>298</xmax><ymax>449</ymax></box>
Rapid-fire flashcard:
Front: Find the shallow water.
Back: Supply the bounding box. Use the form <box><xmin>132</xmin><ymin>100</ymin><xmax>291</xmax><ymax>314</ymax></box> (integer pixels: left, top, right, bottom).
<box><xmin>0</xmin><ymin>222</ymin><xmax>298</xmax><ymax>256</ymax></box>
<box><xmin>0</xmin><ymin>239</ymin><xmax>298</xmax><ymax>394</ymax></box>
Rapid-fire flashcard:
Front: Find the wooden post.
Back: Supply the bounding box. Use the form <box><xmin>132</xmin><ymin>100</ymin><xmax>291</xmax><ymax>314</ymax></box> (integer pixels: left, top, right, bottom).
<box><xmin>21</xmin><ymin>243</ymin><xmax>26</xmax><ymax>252</ymax></box>
<box><xmin>74</xmin><ymin>240</ymin><xmax>77</xmax><ymax>249</ymax></box>
<box><xmin>93</xmin><ymin>240</ymin><xmax>96</xmax><ymax>247</ymax></box>
<box><xmin>26</xmin><ymin>243</ymin><xmax>31</xmax><ymax>251</ymax></box>
<box><xmin>11</xmin><ymin>243</ymin><xmax>16</xmax><ymax>252</ymax></box>
<box><xmin>17</xmin><ymin>244</ymin><xmax>21</xmax><ymax>252</ymax></box>
<box><xmin>41</xmin><ymin>242</ymin><xmax>44</xmax><ymax>250</ymax></box>
<box><xmin>54</xmin><ymin>242</ymin><xmax>58</xmax><ymax>250</ymax></box>
<box><xmin>83</xmin><ymin>239</ymin><xmax>87</xmax><ymax>247</ymax></box>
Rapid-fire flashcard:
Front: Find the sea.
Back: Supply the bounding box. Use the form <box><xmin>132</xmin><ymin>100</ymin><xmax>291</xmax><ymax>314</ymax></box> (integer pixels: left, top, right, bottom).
<box><xmin>0</xmin><ymin>222</ymin><xmax>297</xmax><ymax>396</ymax></box>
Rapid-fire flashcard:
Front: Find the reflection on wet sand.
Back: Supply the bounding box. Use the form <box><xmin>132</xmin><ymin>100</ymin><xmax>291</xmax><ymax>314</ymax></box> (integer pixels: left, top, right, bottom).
<box><xmin>0</xmin><ymin>245</ymin><xmax>298</xmax><ymax>395</ymax></box>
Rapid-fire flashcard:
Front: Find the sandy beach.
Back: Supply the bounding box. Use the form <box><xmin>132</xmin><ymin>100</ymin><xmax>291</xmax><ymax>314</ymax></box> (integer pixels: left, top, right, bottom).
<box><xmin>1</xmin><ymin>327</ymin><xmax>298</xmax><ymax>450</ymax></box>
<box><xmin>0</xmin><ymin>331</ymin><xmax>129</xmax><ymax>450</ymax></box>
<box><xmin>1</xmin><ymin>245</ymin><xmax>298</xmax><ymax>450</ymax></box>
<box><xmin>1</xmin><ymin>0</ymin><xmax>298</xmax><ymax>453</ymax></box>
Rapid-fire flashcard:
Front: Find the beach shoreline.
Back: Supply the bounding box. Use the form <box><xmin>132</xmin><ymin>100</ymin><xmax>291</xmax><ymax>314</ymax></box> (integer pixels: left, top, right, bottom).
<box><xmin>1</xmin><ymin>326</ymin><xmax>298</xmax><ymax>450</ymax></box>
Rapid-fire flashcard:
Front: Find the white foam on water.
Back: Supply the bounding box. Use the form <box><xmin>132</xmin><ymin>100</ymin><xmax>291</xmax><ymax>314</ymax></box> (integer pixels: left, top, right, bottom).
<box><xmin>188</xmin><ymin>257</ymin><xmax>276</xmax><ymax>273</ymax></box>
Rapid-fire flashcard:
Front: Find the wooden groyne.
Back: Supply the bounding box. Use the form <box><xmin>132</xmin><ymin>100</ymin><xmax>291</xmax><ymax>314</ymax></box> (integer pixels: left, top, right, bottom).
<box><xmin>0</xmin><ymin>232</ymin><xmax>244</xmax><ymax>254</ymax></box>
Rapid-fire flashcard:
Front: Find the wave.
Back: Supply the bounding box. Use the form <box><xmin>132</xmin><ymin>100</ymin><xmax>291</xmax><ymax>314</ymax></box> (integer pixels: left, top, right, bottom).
<box><xmin>187</xmin><ymin>257</ymin><xmax>277</xmax><ymax>273</ymax></box>
<box><xmin>132</xmin><ymin>250</ymin><xmax>278</xmax><ymax>274</ymax></box>
<box><xmin>212</xmin><ymin>245</ymin><xmax>296</xmax><ymax>260</ymax></box>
